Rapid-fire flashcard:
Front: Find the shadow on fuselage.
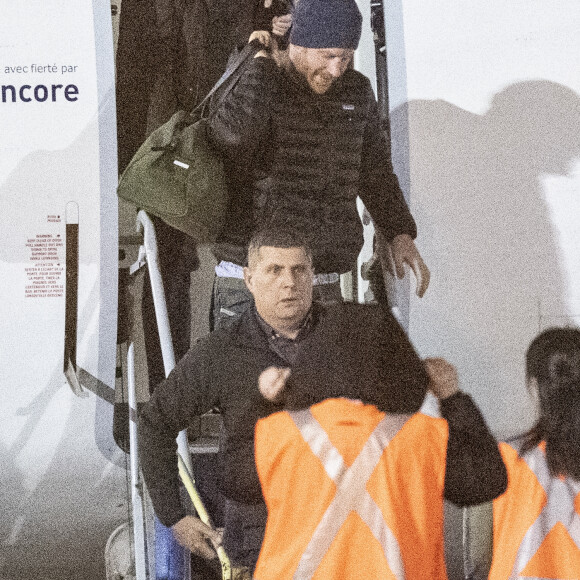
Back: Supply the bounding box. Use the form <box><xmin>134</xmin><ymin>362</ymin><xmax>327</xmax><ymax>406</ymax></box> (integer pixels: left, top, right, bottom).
<box><xmin>390</xmin><ymin>79</ymin><xmax>580</xmax><ymax>579</ymax></box>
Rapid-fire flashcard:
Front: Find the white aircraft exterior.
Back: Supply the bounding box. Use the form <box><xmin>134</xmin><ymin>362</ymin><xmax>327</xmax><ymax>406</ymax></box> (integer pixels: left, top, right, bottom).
<box><xmin>1</xmin><ymin>1</ymin><xmax>579</xmax><ymax>579</ymax></box>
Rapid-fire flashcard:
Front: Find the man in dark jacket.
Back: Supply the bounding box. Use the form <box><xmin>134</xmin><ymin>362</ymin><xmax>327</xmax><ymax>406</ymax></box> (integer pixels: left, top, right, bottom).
<box><xmin>207</xmin><ymin>0</ymin><xmax>430</xmax><ymax>327</ymax></box>
<box><xmin>138</xmin><ymin>227</ymin><xmax>431</xmax><ymax>575</ymax></box>
<box><xmin>138</xmin><ymin>228</ymin><xmax>506</xmax><ymax>576</ymax></box>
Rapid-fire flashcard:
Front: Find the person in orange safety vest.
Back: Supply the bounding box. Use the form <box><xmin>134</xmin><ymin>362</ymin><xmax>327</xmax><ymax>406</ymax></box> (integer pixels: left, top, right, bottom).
<box><xmin>254</xmin><ymin>339</ymin><xmax>506</xmax><ymax>579</ymax></box>
<box><xmin>489</xmin><ymin>327</ymin><xmax>580</xmax><ymax>580</ymax></box>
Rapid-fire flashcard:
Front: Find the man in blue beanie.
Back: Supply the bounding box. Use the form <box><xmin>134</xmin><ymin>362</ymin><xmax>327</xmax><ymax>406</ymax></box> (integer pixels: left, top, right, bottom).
<box><xmin>287</xmin><ymin>0</ymin><xmax>363</xmax><ymax>94</ymax></box>
<box><xmin>205</xmin><ymin>0</ymin><xmax>430</xmax><ymax>333</ymax></box>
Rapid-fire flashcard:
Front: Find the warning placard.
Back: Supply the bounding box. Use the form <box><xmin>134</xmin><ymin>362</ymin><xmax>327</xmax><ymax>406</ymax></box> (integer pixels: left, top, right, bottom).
<box><xmin>24</xmin><ymin>216</ymin><xmax>65</xmax><ymax>298</ymax></box>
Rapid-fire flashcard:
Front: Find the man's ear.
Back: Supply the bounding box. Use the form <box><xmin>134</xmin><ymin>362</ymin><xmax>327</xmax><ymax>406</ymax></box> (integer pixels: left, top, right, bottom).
<box><xmin>243</xmin><ymin>266</ymin><xmax>253</xmax><ymax>292</ymax></box>
<box><xmin>288</xmin><ymin>43</ymin><xmax>300</xmax><ymax>65</ymax></box>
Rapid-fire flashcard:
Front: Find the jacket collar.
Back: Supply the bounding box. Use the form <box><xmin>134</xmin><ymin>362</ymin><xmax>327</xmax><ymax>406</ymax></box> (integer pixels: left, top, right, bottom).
<box><xmin>231</xmin><ymin>301</ymin><xmax>323</xmax><ymax>352</ymax></box>
<box><xmin>231</xmin><ymin>304</ymin><xmax>271</xmax><ymax>351</ymax></box>
<box><xmin>254</xmin><ymin>306</ymin><xmax>314</xmax><ymax>341</ymax></box>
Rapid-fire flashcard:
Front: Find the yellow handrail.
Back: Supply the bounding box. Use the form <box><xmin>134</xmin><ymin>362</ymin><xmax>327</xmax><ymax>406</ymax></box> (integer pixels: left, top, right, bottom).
<box><xmin>177</xmin><ymin>454</ymin><xmax>232</xmax><ymax>580</ymax></box>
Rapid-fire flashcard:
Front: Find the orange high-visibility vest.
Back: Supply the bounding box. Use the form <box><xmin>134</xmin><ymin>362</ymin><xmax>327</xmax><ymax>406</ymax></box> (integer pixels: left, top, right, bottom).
<box><xmin>489</xmin><ymin>441</ymin><xmax>580</xmax><ymax>580</ymax></box>
<box><xmin>253</xmin><ymin>398</ymin><xmax>449</xmax><ymax>580</ymax></box>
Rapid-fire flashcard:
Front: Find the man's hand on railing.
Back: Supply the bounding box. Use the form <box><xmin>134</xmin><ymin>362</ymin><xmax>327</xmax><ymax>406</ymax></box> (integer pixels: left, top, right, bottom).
<box><xmin>172</xmin><ymin>515</ymin><xmax>222</xmax><ymax>560</ymax></box>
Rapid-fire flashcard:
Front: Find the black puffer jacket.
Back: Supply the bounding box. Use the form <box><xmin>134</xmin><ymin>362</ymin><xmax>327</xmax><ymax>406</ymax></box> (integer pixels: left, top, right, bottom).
<box><xmin>207</xmin><ymin>57</ymin><xmax>417</xmax><ymax>273</ymax></box>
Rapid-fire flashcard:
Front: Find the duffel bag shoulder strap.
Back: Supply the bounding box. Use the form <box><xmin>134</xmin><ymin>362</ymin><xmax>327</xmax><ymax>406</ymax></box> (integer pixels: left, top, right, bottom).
<box><xmin>150</xmin><ymin>39</ymin><xmax>262</xmax><ymax>153</ymax></box>
<box><xmin>194</xmin><ymin>38</ymin><xmax>263</xmax><ymax>119</ymax></box>
<box><xmin>149</xmin><ymin>39</ymin><xmax>262</xmax><ymax>154</ymax></box>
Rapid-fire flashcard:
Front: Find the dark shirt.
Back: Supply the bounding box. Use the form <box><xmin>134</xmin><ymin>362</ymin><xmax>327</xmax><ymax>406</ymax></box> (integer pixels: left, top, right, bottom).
<box><xmin>254</xmin><ymin>307</ymin><xmax>313</xmax><ymax>365</ymax></box>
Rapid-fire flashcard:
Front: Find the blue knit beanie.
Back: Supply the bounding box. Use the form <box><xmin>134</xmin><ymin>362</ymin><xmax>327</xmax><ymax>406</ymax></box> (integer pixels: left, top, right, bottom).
<box><xmin>289</xmin><ymin>0</ymin><xmax>363</xmax><ymax>50</ymax></box>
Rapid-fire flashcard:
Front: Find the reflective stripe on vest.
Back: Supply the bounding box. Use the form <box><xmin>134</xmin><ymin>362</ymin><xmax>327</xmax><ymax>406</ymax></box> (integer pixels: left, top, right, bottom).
<box><xmin>288</xmin><ymin>408</ymin><xmax>411</xmax><ymax>580</ymax></box>
<box><xmin>510</xmin><ymin>445</ymin><xmax>580</xmax><ymax>579</ymax></box>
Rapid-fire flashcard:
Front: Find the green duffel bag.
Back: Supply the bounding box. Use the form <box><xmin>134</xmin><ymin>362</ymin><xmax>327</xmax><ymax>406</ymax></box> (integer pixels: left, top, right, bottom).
<box><xmin>117</xmin><ymin>40</ymin><xmax>260</xmax><ymax>243</ymax></box>
<box><xmin>117</xmin><ymin>112</ymin><xmax>226</xmax><ymax>242</ymax></box>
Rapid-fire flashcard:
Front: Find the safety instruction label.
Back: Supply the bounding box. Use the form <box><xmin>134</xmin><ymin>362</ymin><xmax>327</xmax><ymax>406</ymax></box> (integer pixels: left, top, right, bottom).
<box><xmin>24</xmin><ymin>215</ymin><xmax>64</xmax><ymax>298</ymax></box>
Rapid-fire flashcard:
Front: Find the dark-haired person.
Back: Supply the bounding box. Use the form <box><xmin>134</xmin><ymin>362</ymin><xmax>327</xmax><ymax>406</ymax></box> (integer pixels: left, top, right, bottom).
<box><xmin>254</xmin><ymin>358</ymin><xmax>507</xmax><ymax>579</ymax></box>
<box><xmin>489</xmin><ymin>327</ymin><xmax>580</xmax><ymax>579</ymax></box>
<box><xmin>138</xmin><ymin>227</ymin><xmax>428</xmax><ymax>578</ymax></box>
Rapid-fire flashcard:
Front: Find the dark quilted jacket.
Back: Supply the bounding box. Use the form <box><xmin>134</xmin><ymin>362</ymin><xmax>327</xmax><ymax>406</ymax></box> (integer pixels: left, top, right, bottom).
<box><xmin>207</xmin><ymin>57</ymin><xmax>417</xmax><ymax>273</ymax></box>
